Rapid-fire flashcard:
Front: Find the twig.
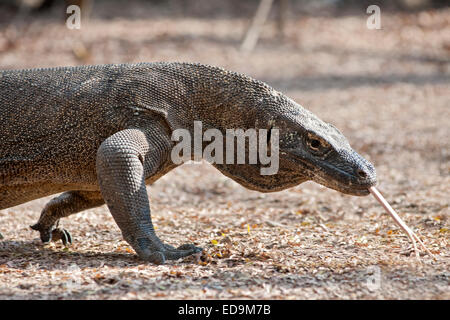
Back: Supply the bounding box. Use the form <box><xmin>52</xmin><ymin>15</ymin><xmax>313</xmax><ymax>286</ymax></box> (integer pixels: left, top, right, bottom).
<box><xmin>319</xmin><ymin>223</ymin><xmax>329</xmax><ymax>232</ymax></box>
<box><xmin>241</xmin><ymin>0</ymin><xmax>274</xmax><ymax>53</ymax></box>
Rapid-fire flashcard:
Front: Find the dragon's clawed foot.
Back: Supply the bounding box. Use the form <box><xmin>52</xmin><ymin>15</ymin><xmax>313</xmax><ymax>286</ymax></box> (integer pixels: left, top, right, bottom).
<box><xmin>164</xmin><ymin>243</ymin><xmax>201</xmax><ymax>251</ymax></box>
<box><xmin>136</xmin><ymin>238</ymin><xmax>202</xmax><ymax>265</ymax></box>
<box><xmin>30</xmin><ymin>223</ymin><xmax>72</xmax><ymax>246</ymax></box>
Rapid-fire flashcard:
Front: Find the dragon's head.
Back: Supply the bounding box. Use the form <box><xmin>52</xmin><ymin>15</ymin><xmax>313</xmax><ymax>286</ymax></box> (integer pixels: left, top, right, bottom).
<box><xmin>271</xmin><ymin>95</ymin><xmax>377</xmax><ymax>195</ymax></box>
<box><xmin>210</xmin><ymin>87</ymin><xmax>377</xmax><ymax>196</ymax></box>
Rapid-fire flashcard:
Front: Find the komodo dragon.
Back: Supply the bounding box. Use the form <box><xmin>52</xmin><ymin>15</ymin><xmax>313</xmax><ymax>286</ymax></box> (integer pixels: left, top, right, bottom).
<box><xmin>0</xmin><ymin>62</ymin><xmax>376</xmax><ymax>264</ymax></box>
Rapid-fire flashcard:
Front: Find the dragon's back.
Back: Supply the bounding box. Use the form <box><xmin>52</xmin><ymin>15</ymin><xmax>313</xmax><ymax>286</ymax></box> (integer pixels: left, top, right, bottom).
<box><xmin>0</xmin><ymin>64</ymin><xmax>132</xmax><ymax>157</ymax></box>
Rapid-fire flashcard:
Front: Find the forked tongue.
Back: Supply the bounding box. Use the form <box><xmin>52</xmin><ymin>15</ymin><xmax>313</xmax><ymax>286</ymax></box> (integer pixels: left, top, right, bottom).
<box><xmin>368</xmin><ymin>186</ymin><xmax>436</xmax><ymax>262</ymax></box>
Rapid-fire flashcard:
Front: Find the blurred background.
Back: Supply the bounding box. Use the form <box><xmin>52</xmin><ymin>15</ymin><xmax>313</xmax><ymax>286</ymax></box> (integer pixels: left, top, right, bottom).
<box><xmin>0</xmin><ymin>0</ymin><xmax>449</xmax><ymax>299</ymax></box>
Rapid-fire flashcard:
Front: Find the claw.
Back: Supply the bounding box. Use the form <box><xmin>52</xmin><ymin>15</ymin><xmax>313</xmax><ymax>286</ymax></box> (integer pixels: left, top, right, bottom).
<box><xmin>52</xmin><ymin>228</ymin><xmax>72</xmax><ymax>246</ymax></box>
<box><xmin>164</xmin><ymin>245</ymin><xmax>203</xmax><ymax>261</ymax></box>
<box><xmin>65</xmin><ymin>229</ymin><xmax>73</xmax><ymax>245</ymax></box>
<box><xmin>164</xmin><ymin>243</ymin><xmax>202</xmax><ymax>252</ymax></box>
<box><xmin>139</xmin><ymin>240</ymin><xmax>203</xmax><ymax>264</ymax></box>
<box><xmin>177</xmin><ymin>244</ymin><xmax>202</xmax><ymax>252</ymax></box>
<box><xmin>60</xmin><ymin>230</ymin><xmax>69</xmax><ymax>246</ymax></box>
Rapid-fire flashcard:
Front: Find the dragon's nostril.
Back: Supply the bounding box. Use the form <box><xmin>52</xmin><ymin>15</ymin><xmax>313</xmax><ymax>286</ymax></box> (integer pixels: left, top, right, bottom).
<box><xmin>356</xmin><ymin>169</ymin><xmax>367</xmax><ymax>178</ymax></box>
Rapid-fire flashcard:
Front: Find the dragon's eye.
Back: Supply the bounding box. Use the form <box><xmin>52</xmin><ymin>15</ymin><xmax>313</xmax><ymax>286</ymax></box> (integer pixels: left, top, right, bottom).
<box><xmin>309</xmin><ymin>139</ymin><xmax>321</xmax><ymax>150</ymax></box>
<box><xmin>306</xmin><ymin>133</ymin><xmax>330</xmax><ymax>155</ymax></box>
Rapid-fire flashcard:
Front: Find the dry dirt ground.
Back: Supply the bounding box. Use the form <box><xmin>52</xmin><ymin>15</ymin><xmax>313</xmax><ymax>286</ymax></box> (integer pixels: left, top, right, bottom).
<box><xmin>0</xmin><ymin>1</ymin><xmax>449</xmax><ymax>299</ymax></box>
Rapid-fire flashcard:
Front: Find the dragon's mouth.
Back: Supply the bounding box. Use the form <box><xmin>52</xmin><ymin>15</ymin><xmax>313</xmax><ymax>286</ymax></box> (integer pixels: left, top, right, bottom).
<box><xmin>311</xmin><ymin>162</ymin><xmax>377</xmax><ymax>196</ymax></box>
<box><xmin>285</xmin><ymin>153</ymin><xmax>377</xmax><ymax>196</ymax></box>
<box><xmin>314</xmin><ymin>175</ymin><xmax>373</xmax><ymax>196</ymax></box>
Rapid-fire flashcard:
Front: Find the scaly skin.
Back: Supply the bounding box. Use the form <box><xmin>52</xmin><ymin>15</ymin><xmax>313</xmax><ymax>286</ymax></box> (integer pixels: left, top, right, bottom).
<box><xmin>0</xmin><ymin>62</ymin><xmax>376</xmax><ymax>264</ymax></box>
